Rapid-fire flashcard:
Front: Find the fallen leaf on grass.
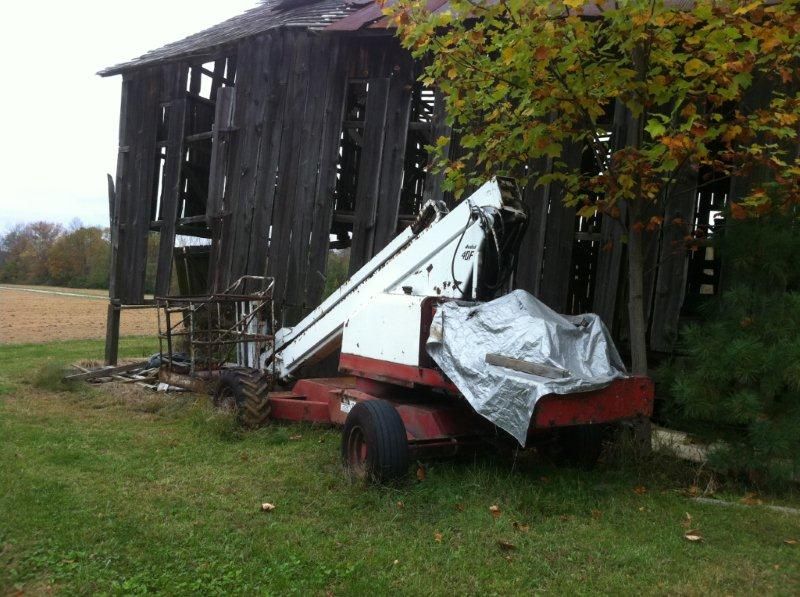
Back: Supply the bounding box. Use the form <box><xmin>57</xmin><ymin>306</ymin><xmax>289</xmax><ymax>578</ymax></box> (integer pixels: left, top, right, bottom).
<box><xmin>784</xmin><ymin>539</ymin><xmax>798</xmax><ymax>545</ymax></box>
<box><xmin>591</xmin><ymin>509</ymin><xmax>603</xmax><ymax>520</ymax></box>
<box><xmin>396</xmin><ymin>501</ymin><xmax>404</xmax><ymax>509</ymax></box>
<box><xmin>434</xmin><ymin>532</ymin><xmax>443</xmax><ymax>543</ymax></box>
<box><xmin>416</xmin><ymin>464</ymin><xmax>426</xmax><ymax>481</ymax></box>
<box><xmin>454</xmin><ymin>503</ymin><xmax>465</xmax><ymax>512</ymax></box>
<box><xmin>634</xmin><ymin>485</ymin><xmax>647</xmax><ymax>495</ymax></box>
<box><xmin>740</xmin><ymin>492</ymin><xmax>763</xmax><ymax>506</ymax></box>
<box><xmin>684</xmin><ymin>530</ymin><xmax>703</xmax><ymax>542</ymax></box>
<box><xmin>497</xmin><ymin>539</ymin><xmax>517</xmax><ymax>551</ymax></box>
<box><xmin>512</xmin><ymin>521</ymin><xmax>530</xmax><ymax>533</ymax></box>
<box><xmin>489</xmin><ymin>505</ymin><xmax>501</xmax><ymax>519</ymax></box>
<box><xmin>260</xmin><ymin>502</ymin><xmax>276</xmax><ymax>512</ymax></box>
<box><xmin>681</xmin><ymin>512</ymin><xmax>692</xmax><ymax>529</ymax></box>
<box><xmin>289</xmin><ymin>434</ymin><xmax>302</xmax><ymax>440</ymax></box>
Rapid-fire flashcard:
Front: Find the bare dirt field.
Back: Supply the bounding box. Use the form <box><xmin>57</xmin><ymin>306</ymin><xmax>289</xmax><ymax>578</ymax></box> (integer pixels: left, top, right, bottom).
<box><xmin>0</xmin><ymin>285</ymin><xmax>158</xmax><ymax>344</ymax></box>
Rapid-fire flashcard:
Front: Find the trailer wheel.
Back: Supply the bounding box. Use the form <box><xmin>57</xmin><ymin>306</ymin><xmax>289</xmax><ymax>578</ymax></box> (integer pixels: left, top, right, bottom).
<box><xmin>541</xmin><ymin>424</ymin><xmax>605</xmax><ymax>470</ymax></box>
<box><xmin>341</xmin><ymin>400</ymin><xmax>409</xmax><ymax>483</ymax></box>
<box><xmin>214</xmin><ymin>370</ymin><xmax>271</xmax><ymax>428</ymax></box>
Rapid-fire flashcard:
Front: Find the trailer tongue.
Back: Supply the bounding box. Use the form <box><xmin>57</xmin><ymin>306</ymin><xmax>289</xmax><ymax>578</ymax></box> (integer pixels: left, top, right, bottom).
<box><xmin>158</xmin><ymin>177</ymin><xmax>653</xmax><ymax>482</ymax></box>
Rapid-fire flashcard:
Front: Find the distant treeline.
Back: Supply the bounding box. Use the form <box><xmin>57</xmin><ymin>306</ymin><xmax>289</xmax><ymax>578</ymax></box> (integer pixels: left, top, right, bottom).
<box><xmin>0</xmin><ymin>221</ymin><xmax>158</xmax><ymax>291</ymax></box>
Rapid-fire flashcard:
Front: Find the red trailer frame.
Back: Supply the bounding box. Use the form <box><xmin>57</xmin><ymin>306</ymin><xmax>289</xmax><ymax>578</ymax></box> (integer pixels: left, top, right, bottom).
<box><xmin>264</xmin><ymin>351</ymin><xmax>654</xmax><ymax>455</ymax></box>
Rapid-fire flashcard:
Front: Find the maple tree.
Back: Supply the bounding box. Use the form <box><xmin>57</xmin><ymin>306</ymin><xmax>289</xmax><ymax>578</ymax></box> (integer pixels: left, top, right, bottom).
<box><xmin>387</xmin><ymin>0</ymin><xmax>800</xmax><ymax>373</ymax></box>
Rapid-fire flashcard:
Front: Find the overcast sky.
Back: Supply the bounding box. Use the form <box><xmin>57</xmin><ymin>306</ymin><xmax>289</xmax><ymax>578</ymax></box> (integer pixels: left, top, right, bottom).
<box><xmin>0</xmin><ymin>0</ymin><xmax>258</xmax><ymax>232</ymax></box>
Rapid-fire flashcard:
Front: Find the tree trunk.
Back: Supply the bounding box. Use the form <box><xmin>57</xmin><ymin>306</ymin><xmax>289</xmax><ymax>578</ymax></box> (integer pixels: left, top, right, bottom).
<box><xmin>627</xmin><ymin>211</ymin><xmax>648</xmax><ymax>376</ymax></box>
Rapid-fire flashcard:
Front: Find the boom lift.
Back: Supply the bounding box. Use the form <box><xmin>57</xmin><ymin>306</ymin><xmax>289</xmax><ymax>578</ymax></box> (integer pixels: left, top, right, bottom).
<box><xmin>158</xmin><ymin>178</ymin><xmax>653</xmax><ymax>482</ymax></box>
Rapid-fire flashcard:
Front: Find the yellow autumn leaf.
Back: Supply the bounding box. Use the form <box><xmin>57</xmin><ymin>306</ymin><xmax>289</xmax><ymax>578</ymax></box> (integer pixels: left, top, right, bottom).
<box><xmin>502</xmin><ymin>46</ymin><xmax>515</xmax><ymax>65</ymax></box>
<box><xmin>684</xmin><ymin>58</ymin><xmax>707</xmax><ymax>77</ymax></box>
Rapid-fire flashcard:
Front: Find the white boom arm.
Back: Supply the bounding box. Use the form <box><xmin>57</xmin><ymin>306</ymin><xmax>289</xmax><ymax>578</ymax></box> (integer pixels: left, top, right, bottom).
<box><xmin>265</xmin><ymin>177</ymin><xmax>526</xmax><ymax>380</ymax></box>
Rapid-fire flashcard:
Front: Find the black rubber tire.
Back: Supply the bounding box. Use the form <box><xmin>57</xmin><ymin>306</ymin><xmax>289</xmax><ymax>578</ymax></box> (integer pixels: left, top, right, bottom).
<box><xmin>214</xmin><ymin>370</ymin><xmax>271</xmax><ymax>428</ymax></box>
<box><xmin>541</xmin><ymin>424</ymin><xmax>605</xmax><ymax>470</ymax></box>
<box><xmin>341</xmin><ymin>400</ymin><xmax>409</xmax><ymax>483</ymax></box>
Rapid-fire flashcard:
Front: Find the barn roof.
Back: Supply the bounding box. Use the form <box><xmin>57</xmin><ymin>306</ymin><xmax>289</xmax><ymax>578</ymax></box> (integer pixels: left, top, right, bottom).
<box><xmin>99</xmin><ymin>0</ymin><xmax>372</xmax><ymax>76</ymax></box>
<box><xmin>100</xmin><ymin>0</ymin><xmax>703</xmax><ymax>77</ymax></box>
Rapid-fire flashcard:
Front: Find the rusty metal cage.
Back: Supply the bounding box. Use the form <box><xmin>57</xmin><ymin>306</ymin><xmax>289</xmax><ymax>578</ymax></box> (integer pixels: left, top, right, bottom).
<box><xmin>156</xmin><ymin>276</ymin><xmax>275</xmax><ymax>377</ymax></box>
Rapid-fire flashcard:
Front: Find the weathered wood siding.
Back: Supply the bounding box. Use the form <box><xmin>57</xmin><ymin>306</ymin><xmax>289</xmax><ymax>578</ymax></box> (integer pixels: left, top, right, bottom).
<box><xmin>108</xmin><ymin>30</ymin><xmax>705</xmax><ymax>363</ymax></box>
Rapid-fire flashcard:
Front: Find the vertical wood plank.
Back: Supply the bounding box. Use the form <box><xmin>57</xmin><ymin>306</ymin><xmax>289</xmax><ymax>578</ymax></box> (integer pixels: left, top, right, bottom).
<box><xmin>515</xmin><ymin>157</ymin><xmax>551</xmax><ymax>297</ymax></box>
<box><xmin>304</xmin><ymin>38</ymin><xmax>350</xmax><ymax>312</ymax></box>
<box><xmin>592</xmin><ymin>100</ymin><xmax>629</xmax><ymax>328</ymax></box>
<box><xmin>538</xmin><ymin>142</ymin><xmax>583</xmax><ymax>311</ymax></box>
<box><xmin>649</xmin><ymin>162</ymin><xmax>698</xmax><ymax>352</ymax></box>
<box><xmin>155</xmin><ymin>63</ymin><xmax>189</xmax><ymax>297</ymax></box>
<box><xmin>372</xmin><ymin>51</ymin><xmax>415</xmax><ymax>252</ymax></box>
<box><xmin>421</xmin><ymin>90</ymin><xmax>452</xmax><ymax>205</ymax></box>
<box><xmin>282</xmin><ymin>36</ymin><xmax>346</xmax><ymax>322</ymax></box>
<box><xmin>348</xmin><ymin>76</ymin><xmax>390</xmax><ymax>274</ymax></box>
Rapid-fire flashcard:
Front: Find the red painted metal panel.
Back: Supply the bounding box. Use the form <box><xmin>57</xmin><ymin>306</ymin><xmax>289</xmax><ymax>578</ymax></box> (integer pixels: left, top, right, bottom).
<box><xmin>268</xmin><ymin>397</ymin><xmax>331</xmax><ymax>422</ymax></box>
<box><xmin>532</xmin><ymin>376</ymin><xmax>654</xmax><ymax>428</ymax></box>
<box><xmin>339</xmin><ymin>353</ymin><xmax>459</xmax><ymax>392</ymax></box>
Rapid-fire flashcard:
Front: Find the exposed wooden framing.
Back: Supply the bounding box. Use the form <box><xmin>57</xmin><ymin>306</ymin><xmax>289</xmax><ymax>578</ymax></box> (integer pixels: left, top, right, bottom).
<box><xmin>154</xmin><ymin>63</ymin><xmax>189</xmax><ymax>297</ymax></box>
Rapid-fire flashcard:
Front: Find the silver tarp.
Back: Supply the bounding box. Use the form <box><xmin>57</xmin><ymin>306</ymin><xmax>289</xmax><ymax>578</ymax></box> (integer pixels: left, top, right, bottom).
<box><xmin>426</xmin><ymin>290</ymin><xmax>627</xmax><ymax>446</ymax></box>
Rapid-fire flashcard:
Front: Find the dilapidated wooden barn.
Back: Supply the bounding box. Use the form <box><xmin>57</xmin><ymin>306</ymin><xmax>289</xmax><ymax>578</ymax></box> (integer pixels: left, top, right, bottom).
<box><xmin>99</xmin><ymin>0</ymin><xmax>728</xmax><ymax>365</ymax></box>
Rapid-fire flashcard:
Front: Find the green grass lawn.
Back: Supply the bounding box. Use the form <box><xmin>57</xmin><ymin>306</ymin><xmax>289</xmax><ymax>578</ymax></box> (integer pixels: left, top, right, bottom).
<box><xmin>1</xmin><ymin>338</ymin><xmax>799</xmax><ymax>595</ymax></box>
